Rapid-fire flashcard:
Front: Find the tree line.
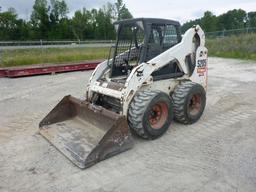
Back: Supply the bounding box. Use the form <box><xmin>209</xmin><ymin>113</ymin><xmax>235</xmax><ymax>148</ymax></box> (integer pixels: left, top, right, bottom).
<box><xmin>1</xmin><ymin>1</ymin><xmax>256</xmax><ymax>41</ymax></box>
<box><xmin>182</xmin><ymin>9</ymin><xmax>256</xmax><ymax>33</ymax></box>
<box><xmin>0</xmin><ymin>0</ymin><xmax>132</xmax><ymax>40</ymax></box>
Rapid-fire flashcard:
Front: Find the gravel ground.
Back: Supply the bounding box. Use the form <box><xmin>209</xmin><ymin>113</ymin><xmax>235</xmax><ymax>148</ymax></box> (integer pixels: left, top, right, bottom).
<box><xmin>0</xmin><ymin>57</ymin><xmax>256</xmax><ymax>192</ymax></box>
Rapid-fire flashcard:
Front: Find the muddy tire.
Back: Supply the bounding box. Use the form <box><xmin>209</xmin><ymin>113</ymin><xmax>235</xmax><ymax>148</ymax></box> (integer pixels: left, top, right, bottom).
<box><xmin>172</xmin><ymin>81</ymin><xmax>206</xmax><ymax>124</ymax></box>
<box><xmin>128</xmin><ymin>91</ymin><xmax>173</xmax><ymax>139</ymax></box>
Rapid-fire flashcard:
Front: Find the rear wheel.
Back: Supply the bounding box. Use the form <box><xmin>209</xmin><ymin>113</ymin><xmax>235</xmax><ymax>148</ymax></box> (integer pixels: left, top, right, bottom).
<box><xmin>172</xmin><ymin>81</ymin><xmax>206</xmax><ymax>124</ymax></box>
<box><xmin>128</xmin><ymin>91</ymin><xmax>173</xmax><ymax>139</ymax></box>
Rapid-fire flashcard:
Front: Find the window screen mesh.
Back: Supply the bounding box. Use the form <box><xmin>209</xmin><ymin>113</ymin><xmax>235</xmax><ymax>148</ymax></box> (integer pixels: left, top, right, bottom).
<box><xmin>112</xmin><ymin>24</ymin><xmax>144</xmax><ymax>67</ymax></box>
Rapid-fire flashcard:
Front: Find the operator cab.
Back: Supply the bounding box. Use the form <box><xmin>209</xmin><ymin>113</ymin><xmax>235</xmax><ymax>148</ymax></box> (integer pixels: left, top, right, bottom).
<box><xmin>108</xmin><ymin>18</ymin><xmax>182</xmax><ymax>78</ymax></box>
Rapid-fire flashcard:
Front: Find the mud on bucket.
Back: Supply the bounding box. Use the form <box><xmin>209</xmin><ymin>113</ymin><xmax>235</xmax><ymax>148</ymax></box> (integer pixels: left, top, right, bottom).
<box><xmin>39</xmin><ymin>95</ymin><xmax>134</xmax><ymax>169</ymax></box>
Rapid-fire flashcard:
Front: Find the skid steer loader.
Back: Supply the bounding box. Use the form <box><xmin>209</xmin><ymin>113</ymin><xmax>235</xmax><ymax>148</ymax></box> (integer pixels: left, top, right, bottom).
<box><xmin>39</xmin><ymin>18</ymin><xmax>208</xmax><ymax>169</ymax></box>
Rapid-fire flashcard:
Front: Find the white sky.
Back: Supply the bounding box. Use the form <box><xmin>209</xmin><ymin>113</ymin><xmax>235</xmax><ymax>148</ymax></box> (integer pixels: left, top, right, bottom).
<box><xmin>125</xmin><ymin>0</ymin><xmax>256</xmax><ymax>23</ymax></box>
<box><xmin>0</xmin><ymin>0</ymin><xmax>255</xmax><ymax>23</ymax></box>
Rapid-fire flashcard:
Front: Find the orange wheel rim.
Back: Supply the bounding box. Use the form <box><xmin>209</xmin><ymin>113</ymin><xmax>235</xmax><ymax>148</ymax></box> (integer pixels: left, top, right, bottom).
<box><xmin>189</xmin><ymin>93</ymin><xmax>201</xmax><ymax>116</ymax></box>
<box><xmin>148</xmin><ymin>102</ymin><xmax>168</xmax><ymax>129</ymax></box>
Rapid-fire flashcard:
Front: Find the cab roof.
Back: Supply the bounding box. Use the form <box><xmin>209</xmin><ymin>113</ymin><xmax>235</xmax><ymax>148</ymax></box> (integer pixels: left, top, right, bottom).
<box><xmin>113</xmin><ymin>18</ymin><xmax>180</xmax><ymax>26</ymax></box>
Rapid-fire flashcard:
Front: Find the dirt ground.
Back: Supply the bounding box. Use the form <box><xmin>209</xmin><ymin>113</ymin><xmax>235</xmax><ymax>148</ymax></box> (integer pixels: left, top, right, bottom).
<box><xmin>0</xmin><ymin>57</ymin><xmax>256</xmax><ymax>192</ymax></box>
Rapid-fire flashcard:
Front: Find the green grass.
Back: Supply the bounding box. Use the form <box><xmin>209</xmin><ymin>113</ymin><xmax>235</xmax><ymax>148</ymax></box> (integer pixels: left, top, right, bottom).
<box><xmin>1</xmin><ymin>34</ymin><xmax>256</xmax><ymax>68</ymax></box>
<box><xmin>0</xmin><ymin>47</ymin><xmax>109</xmax><ymax>67</ymax></box>
<box><xmin>206</xmin><ymin>33</ymin><xmax>256</xmax><ymax>60</ymax></box>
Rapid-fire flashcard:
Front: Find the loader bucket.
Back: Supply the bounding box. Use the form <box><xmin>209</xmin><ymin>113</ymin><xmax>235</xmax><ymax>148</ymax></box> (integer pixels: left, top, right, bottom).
<box><xmin>39</xmin><ymin>95</ymin><xmax>134</xmax><ymax>169</ymax></box>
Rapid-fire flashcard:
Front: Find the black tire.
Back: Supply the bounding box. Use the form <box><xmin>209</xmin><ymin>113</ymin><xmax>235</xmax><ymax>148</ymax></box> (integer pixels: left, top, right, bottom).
<box><xmin>172</xmin><ymin>81</ymin><xmax>206</xmax><ymax>124</ymax></box>
<box><xmin>128</xmin><ymin>90</ymin><xmax>173</xmax><ymax>139</ymax></box>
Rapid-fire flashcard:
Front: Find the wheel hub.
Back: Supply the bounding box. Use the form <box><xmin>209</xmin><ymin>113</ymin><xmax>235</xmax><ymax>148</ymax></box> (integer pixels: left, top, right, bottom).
<box><xmin>189</xmin><ymin>93</ymin><xmax>201</xmax><ymax>116</ymax></box>
<box><xmin>148</xmin><ymin>102</ymin><xmax>168</xmax><ymax>129</ymax></box>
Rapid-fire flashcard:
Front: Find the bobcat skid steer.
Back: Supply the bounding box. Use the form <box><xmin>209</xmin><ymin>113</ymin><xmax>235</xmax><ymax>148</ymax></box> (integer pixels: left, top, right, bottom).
<box><xmin>39</xmin><ymin>18</ymin><xmax>208</xmax><ymax>169</ymax></box>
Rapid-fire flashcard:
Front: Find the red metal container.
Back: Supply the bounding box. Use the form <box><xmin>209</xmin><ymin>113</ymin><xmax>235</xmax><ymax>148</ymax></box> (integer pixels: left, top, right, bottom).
<box><xmin>1</xmin><ymin>60</ymin><xmax>102</xmax><ymax>78</ymax></box>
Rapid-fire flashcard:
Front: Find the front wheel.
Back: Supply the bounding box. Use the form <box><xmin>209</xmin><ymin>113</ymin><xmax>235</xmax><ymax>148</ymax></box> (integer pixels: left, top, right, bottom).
<box><xmin>128</xmin><ymin>91</ymin><xmax>173</xmax><ymax>139</ymax></box>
